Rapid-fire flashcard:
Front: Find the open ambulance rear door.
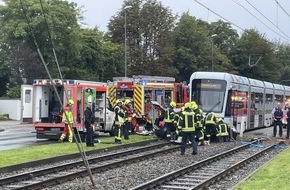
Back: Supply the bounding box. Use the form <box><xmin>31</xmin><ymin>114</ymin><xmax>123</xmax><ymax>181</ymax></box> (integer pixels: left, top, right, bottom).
<box><xmin>21</xmin><ymin>85</ymin><xmax>34</xmax><ymax>123</ymax></box>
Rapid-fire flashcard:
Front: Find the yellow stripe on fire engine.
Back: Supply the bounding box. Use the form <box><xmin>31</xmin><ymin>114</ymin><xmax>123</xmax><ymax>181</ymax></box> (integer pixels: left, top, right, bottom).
<box><xmin>108</xmin><ymin>85</ymin><xmax>116</xmax><ymax>106</ymax></box>
<box><xmin>134</xmin><ymin>85</ymin><xmax>143</xmax><ymax>115</ymax></box>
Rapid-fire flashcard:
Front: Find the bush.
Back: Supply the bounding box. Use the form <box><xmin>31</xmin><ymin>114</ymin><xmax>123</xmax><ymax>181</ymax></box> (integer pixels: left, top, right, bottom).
<box><xmin>6</xmin><ymin>85</ymin><xmax>21</xmax><ymax>98</ymax></box>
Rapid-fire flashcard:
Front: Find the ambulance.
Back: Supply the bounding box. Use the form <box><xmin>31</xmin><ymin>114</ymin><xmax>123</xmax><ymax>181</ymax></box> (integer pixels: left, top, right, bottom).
<box><xmin>21</xmin><ymin>79</ymin><xmax>115</xmax><ymax>140</ymax></box>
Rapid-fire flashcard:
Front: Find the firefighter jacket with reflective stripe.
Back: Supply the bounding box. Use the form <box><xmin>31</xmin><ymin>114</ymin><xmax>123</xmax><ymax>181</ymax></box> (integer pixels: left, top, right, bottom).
<box><xmin>114</xmin><ymin>105</ymin><xmax>125</xmax><ymax>125</ymax></box>
<box><xmin>217</xmin><ymin>123</ymin><xmax>229</xmax><ymax>137</ymax></box>
<box><xmin>194</xmin><ymin>108</ymin><xmax>203</xmax><ymax>128</ymax></box>
<box><xmin>164</xmin><ymin>107</ymin><xmax>175</xmax><ymax>123</ymax></box>
<box><xmin>123</xmin><ymin>105</ymin><xmax>133</xmax><ymax>122</ymax></box>
<box><xmin>178</xmin><ymin>108</ymin><xmax>195</xmax><ymax>132</ymax></box>
<box><xmin>205</xmin><ymin>113</ymin><xmax>216</xmax><ymax>125</ymax></box>
<box><xmin>62</xmin><ymin>110</ymin><xmax>73</xmax><ymax>124</ymax></box>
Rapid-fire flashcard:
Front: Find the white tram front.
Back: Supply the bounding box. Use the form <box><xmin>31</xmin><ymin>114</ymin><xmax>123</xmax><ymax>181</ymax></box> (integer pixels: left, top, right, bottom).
<box><xmin>189</xmin><ymin>72</ymin><xmax>290</xmax><ymax>132</ymax></box>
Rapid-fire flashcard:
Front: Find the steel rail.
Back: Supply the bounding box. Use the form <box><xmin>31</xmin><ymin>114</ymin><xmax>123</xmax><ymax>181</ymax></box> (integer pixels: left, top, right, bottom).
<box><xmin>130</xmin><ymin>141</ymin><xmax>261</xmax><ymax>190</ymax></box>
<box><xmin>1</xmin><ymin>141</ymin><xmax>175</xmax><ymax>189</ymax></box>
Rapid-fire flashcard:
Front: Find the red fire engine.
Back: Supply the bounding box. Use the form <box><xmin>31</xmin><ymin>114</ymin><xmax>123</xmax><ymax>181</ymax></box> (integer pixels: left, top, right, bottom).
<box><xmin>107</xmin><ymin>75</ymin><xmax>188</xmax><ymax>132</ymax></box>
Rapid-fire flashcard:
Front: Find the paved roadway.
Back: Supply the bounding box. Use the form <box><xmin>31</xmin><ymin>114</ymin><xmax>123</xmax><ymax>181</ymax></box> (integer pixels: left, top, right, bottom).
<box><xmin>0</xmin><ymin>120</ymin><xmax>50</xmax><ymax>151</ymax></box>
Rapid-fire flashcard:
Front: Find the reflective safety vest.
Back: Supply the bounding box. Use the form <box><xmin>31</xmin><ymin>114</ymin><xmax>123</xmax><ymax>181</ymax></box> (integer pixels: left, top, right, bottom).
<box><xmin>178</xmin><ymin>109</ymin><xmax>195</xmax><ymax>132</ymax></box>
<box><xmin>205</xmin><ymin>113</ymin><xmax>216</xmax><ymax>125</ymax></box>
<box><xmin>114</xmin><ymin>105</ymin><xmax>125</xmax><ymax>125</ymax></box>
<box><xmin>62</xmin><ymin>110</ymin><xmax>73</xmax><ymax>124</ymax></box>
<box><xmin>164</xmin><ymin>107</ymin><xmax>175</xmax><ymax>123</ymax></box>
<box><xmin>217</xmin><ymin>123</ymin><xmax>229</xmax><ymax>137</ymax></box>
<box><xmin>195</xmin><ymin>108</ymin><xmax>203</xmax><ymax>128</ymax></box>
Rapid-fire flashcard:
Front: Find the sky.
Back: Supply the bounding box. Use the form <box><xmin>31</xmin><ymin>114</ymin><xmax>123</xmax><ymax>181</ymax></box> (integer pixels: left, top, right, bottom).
<box><xmin>0</xmin><ymin>0</ymin><xmax>289</xmax><ymax>43</ymax></box>
<box><xmin>66</xmin><ymin>0</ymin><xmax>290</xmax><ymax>44</ymax></box>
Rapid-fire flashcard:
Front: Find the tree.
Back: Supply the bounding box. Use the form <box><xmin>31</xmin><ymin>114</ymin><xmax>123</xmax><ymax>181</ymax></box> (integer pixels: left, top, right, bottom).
<box><xmin>78</xmin><ymin>28</ymin><xmax>124</xmax><ymax>81</ymax></box>
<box><xmin>173</xmin><ymin>13</ymin><xmax>232</xmax><ymax>82</ymax></box>
<box><xmin>231</xmin><ymin>29</ymin><xmax>280</xmax><ymax>82</ymax></box>
<box><xmin>107</xmin><ymin>0</ymin><xmax>177</xmax><ymax>77</ymax></box>
<box><xmin>0</xmin><ymin>0</ymin><xmax>82</xmax><ymax>85</ymax></box>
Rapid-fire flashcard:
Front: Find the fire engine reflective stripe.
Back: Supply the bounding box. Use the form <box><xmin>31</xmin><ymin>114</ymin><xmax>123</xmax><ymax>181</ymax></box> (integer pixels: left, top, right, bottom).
<box><xmin>134</xmin><ymin>86</ymin><xmax>142</xmax><ymax>115</ymax></box>
<box><xmin>108</xmin><ymin>85</ymin><xmax>116</xmax><ymax>106</ymax></box>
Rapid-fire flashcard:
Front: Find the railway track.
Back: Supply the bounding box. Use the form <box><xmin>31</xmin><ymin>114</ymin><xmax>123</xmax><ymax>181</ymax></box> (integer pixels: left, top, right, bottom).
<box><xmin>0</xmin><ymin>141</ymin><xmax>176</xmax><ymax>190</ymax></box>
<box><xmin>130</xmin><ymin>141</ymin><xmax>281</xmax><ymax>190</ymax></box>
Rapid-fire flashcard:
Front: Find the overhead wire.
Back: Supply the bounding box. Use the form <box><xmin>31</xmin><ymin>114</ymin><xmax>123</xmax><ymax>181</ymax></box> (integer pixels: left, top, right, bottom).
<box><xmin>38</xmin><ymin>0</ymin><xmax>96</xmax><ymax>187</ymax></box>
<box><xmin>232</xmin><ymin>0</ymin><xmax>290</xmax><ymax>42</ymax></box>
<box><xmin>242</xmin><ymin>0</ymin><xmax>290</xmax><ymax>41</ymax></box>
<box><xmin>193</xmin><ymin>0</ymin><xmax>290</xmax><ymax>43</ymax></box>
<box><xmin>20</xmin><ymin>0</ymin><xmax>96</xmax><ymax>187</ymax></box>
<box><xmin>193</xmin><ymin>0</ymin><xmax>245</xmax><ymax>32</ymax></box>
<box><xmin>274</xmin><ymin>0</ymin><xmax>290</xmax><ymax>21</ymax></box>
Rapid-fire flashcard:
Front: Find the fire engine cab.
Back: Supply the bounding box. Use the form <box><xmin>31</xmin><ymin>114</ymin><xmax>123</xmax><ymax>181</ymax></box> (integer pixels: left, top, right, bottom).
<box><xmin>21</xmin><ymin>79</ymin><xmax>115</xmax><ymax>140</ymax></box>
<box><xmin>107</xmin><ymin>75</ymin><xmax>188</xmax><ymax>132</ymax></box>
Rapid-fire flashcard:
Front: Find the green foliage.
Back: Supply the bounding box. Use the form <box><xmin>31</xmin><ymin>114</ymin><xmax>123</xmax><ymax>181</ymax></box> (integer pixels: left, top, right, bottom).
<box><xmin>0</xmin><ymin>0</ymin><xmax>82</xmax><ymax>83</ymax></box>
<box><xmin>107</xmin><ymin>0</ymin><xmax>177</xmax><ymax>77</ymax></box>
<box><xmin>232</xmin><ymin>29</ymin><xmax>280</xmax><ymax>82</ymax></box>
<box><xmin>6</xmin><ymin>85</ymin><xmax>21</xmax><ymax>98</ymax></box>
<box><xmin>0</xmin><ymin>135</ymin><xmax>156</xmax><ymax>167</ymax></box>
<box><xmin>234</xmin><ymin>148</ymin><xmax>290</xmax><ymax>190</ymax></box>
<box><xmin>0</xmin><ymin>0</ymin><xmax>289</xmax><ymax>87</ymax></box>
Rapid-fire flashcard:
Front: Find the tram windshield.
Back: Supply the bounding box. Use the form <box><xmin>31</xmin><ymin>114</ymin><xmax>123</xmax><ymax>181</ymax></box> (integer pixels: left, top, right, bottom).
<box><xmin>191</xmin><ymin>79</ymin><xmax>226</xmax><ymax>113</ymax></box>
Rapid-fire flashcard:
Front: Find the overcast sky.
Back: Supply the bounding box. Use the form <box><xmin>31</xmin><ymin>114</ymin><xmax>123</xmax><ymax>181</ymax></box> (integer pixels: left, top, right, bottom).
<box><xmin>0</xmin><ymin>0</ymin><xmax>289</xmax><ymax>43</ymax></box>
<box><xmin>67</xmin><ymin>0</ymin><xmax>290</xmax><ymax>44</ymax></box>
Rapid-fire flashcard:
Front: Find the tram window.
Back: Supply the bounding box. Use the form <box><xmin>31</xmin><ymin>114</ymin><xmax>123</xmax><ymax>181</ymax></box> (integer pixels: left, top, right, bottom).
<box><xmin>266</xmin><ymin>94</ymin><xmax>273</xmax><ymax>102</ymax></box>
<box><xmin>255</xmin><ymin>93</ymin><xmax>263</xmax><ymax>103</ymax></box>
<box><xmin>275</xmin><ymin>95</ymin><xmax>283</xmax><ymax>102</ymax></box>
<box><xmin>191</xmin><ymin>79</ymin><xmax>226</xmax><ymax>112</ymax></box>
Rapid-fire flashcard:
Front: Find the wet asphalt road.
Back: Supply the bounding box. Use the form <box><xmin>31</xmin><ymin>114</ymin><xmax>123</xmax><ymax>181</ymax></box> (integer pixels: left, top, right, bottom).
<box><xmin>0</xmin><ymin>120</ymin><xmax>50</xmax><ymax>151</ymax></box>
<box><xmin>0</xmin><ymin>120</ymin><xmax>111</xmax><ymax>151</ymax></box>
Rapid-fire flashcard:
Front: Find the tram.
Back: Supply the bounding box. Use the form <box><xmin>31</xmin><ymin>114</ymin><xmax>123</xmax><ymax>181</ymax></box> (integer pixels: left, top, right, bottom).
<box><xmin>189</xmin><ymin>72</ymin><xmax>290</xmax><ymax>133</ymax></box>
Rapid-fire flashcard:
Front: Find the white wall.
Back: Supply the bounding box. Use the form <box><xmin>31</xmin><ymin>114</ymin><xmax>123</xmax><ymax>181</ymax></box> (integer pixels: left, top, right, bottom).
<box><xmin>0</xmin><ymin>99</ymin><xmax>21</xmax><ymax>120</ymax></box>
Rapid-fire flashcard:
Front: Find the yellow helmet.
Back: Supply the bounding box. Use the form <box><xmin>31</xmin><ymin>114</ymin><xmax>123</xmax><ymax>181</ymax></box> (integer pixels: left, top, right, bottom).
<box><xmin>184</xmin><ymin>102</ymin><xmax>191</xmax><ymax>108</ymax></box>
<box><xmin>216</xmin><ymin>117</ymin><xmax>223</xmax><ymax>123</ymax></box>
<box><xmin>124</xmin><ymin>99</ymin><xmax>131</xmax><ymax>105</ymax></box>
<box><xmin>116</xmin><ymin>99</ymin><xmax>123</xmax><ymax>105</ymax></box>
<box><xmin>190</xmin><ymin>101</ymin><xmax>198</xmax><ymax>110</ymax></box>
<box><xmin>68</xmin><ymin>99</ymin><xmax>74</xmax><ymax>105</ymax></box>
<box><xmin>170</xmin><ymin>101</ymin><xmax>176</xmax><ymax>107</ymax></box>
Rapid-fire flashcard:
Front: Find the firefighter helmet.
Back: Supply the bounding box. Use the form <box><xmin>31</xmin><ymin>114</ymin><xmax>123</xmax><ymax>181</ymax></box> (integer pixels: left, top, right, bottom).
<box><xmin>124</xmin><ymin>99</ymin><xmax>131</xmax><ymax>105</ymax></box>
<box><xmin>68</xmin><ymin>99</ymin><xmax>74</xmax><ymax>105</ymax></box>
<box><xmin>116</xmin><ymin>99</ymin><xmax>123</xmax><ymax>105</ymax></box>
<box><xmin>190</xmin><ymin>101</ymin><xmax>198</xmax><ymax>110</ymax></box>
<box><xmin>184</xmin><ymin>102</ymin><xmax>191</xmax><ymax>108</ymax></box>
<box><xmin>170</xmin><ymin>101</ymin><xmax>176</xmax><ymax>107</ymax></box>
<box><xmin>216</xmin><ymin>117</ymin><xmax>224</xmax><ymax>123</ymax></box>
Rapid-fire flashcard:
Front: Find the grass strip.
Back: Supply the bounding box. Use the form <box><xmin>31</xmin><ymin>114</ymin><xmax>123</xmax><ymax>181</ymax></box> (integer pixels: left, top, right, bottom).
<box><xmin>234</xmin><ymin>147</ymin><xmax>290</xmax><ymax>190</ymax></box>
<box><xmin>0</xmin><ymin>134</ymin><xmax>156</xmax><ymax>167</ymax></box>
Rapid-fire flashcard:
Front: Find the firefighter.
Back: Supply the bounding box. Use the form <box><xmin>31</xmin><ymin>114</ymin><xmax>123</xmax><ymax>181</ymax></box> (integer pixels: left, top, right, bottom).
<box><xmin>216</xmin><ymin>118</ymin><xmax>229</xmax><ymax>142</ymax></box>
<box><xmin>123</xmin><ymin>98</ymin><xmax>132</xmax><ymax>140</ymax></box>
<box><xmin>178</xmin><ymin>102</ymin><xmax>197</xmax><ymax>155</ymax></box>
<box><xmin>84</xmin><ymin>101</ymin><xmax>95</xmax><ymax>147</ymax></box>
<box><xmin>164</xmin><ymin>101</ymin><xmax>176</xmax><ymax>141</ymax></box>
<box><xmin>204</xmin><ymin>112</ymin><xmax>218</xmax><ymax>145</ymax></box>
<box><xmin>58</xmin><ymin>99</ymin><xmax>74</xmax><ymax>143</ymax></box>
<box><xmin>191</xmin><ymin>101</ymin><xmax>205</xmax><ymax>146</ymax></box>
<box><xmin>173</xmin><ymin>108</ymin><xmax>181</xmax><ymax>142</ymax></box>
<box><xmin>114</xmin><ymin>99</ymin><xmax>125</xmax><ymax>144</ymax></box>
